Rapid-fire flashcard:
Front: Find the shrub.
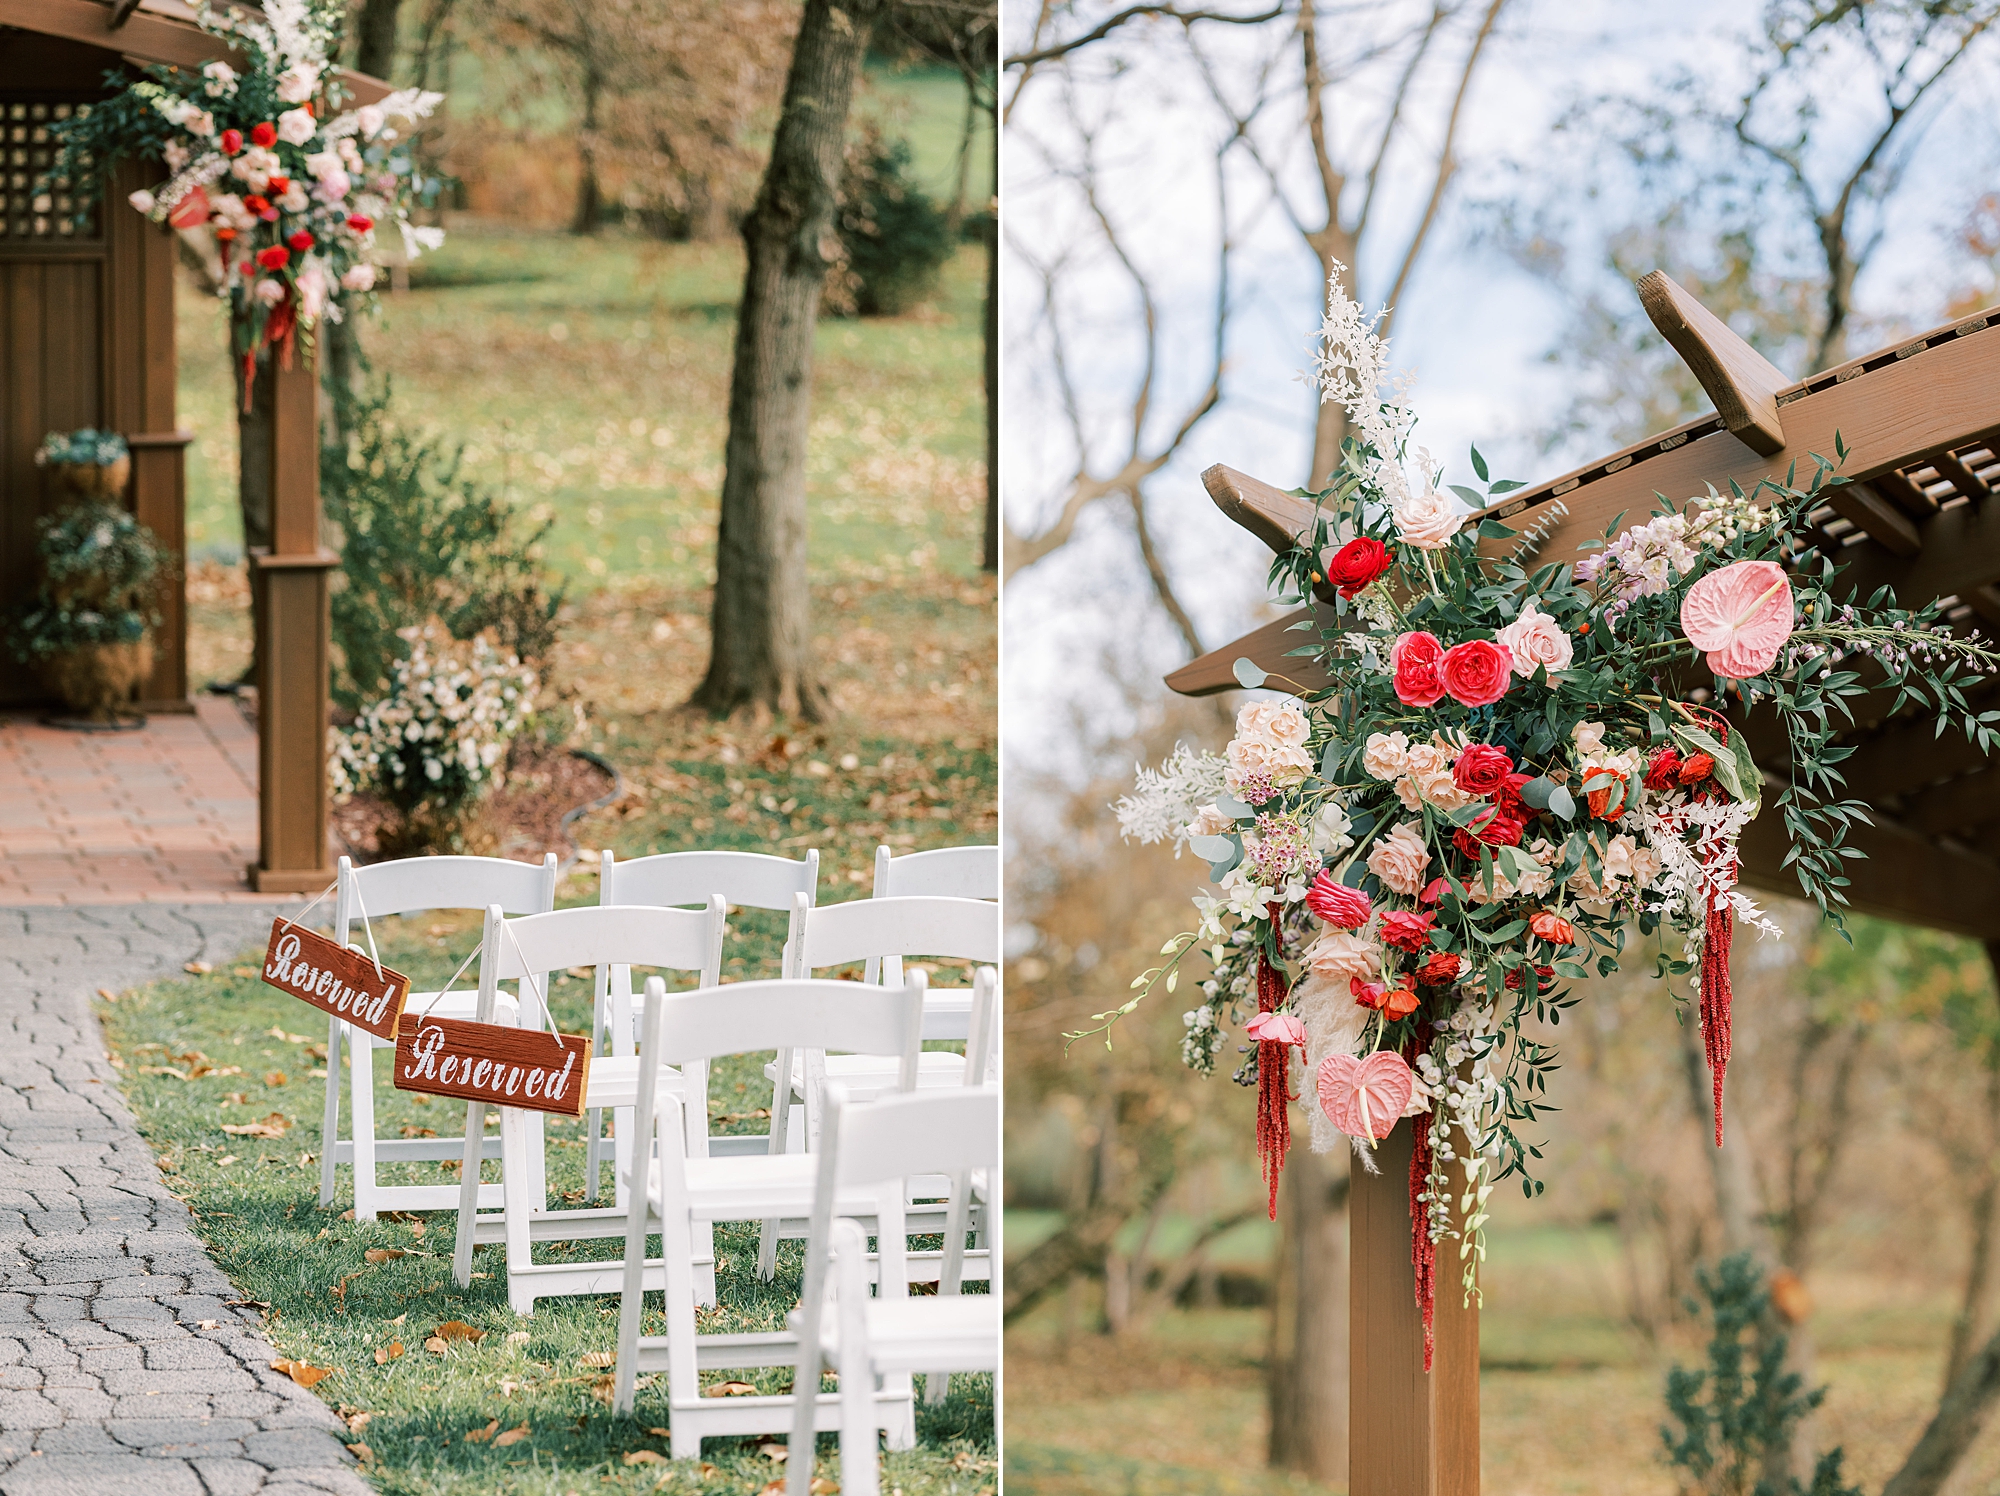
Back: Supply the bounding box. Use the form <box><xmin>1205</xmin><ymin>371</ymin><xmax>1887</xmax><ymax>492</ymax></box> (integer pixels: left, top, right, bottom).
<box><xmin>329</xmin><ymin>621</ymin><xmax>537</xmax><ymax>855</ymax></box>
<box><xmin>1661</xmin><ymin>1253</ymin><xmax>1861</xmax><ymax>1496</ymax></box>
<box><xmin>829</xmin><ymin>124</ymin><xmax>954</xmax><ymax>317</ymax></box>
<box><xmin>8</xmin><ymin>500</ymin><xmax>167</xmax><ymax>664</ymax></box>
<box><xmin>35</xmin><ymin>428</ymin><xmax>128</xmax><ymax>467</ymax></box>
<box><xmin>323</xmin><ymin>382</ymin><xmax>561</xmax><ymax>715</ymax></box>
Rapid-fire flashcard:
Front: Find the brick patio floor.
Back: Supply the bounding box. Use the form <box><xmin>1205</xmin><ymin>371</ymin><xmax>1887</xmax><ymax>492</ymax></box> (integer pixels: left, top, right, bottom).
<box><xmin>0</xmin><ymin>699</ymin><xmax>281</xmax><ymax>907</ymax></box>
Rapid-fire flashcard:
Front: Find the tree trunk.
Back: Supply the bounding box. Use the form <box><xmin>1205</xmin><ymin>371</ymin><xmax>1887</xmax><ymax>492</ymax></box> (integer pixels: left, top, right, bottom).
<box><xmin>1266</xmin><ymin>1143</ymin><xmax>1349</xmax><ymax>1482</ymax></box>
<box><xmin>572</xmin><ymin>65</ymin><xmax>605</xmax><ymax>236</ymax></box>
<box><xmin>691</xmin><ymin>0</ymin><xmax>883</xmax><ymax>720</ymax></box>
<box><xmin>981</xmin><ymin>203</ymin><xmax>999</xmax><ymax>573</ymax></box>
<box><xmin>235</xmin><ymin>351</ymin><xmax>275</xmax><ymax>560</ymax></box>
<box><xmin>353</xmin><ymin>0</ymin><xmax>404</xmax><ymax>78</ymax></box>
<box><xmin>1882</xmin><ymin>1322</ymin><xmax>2000</xmax><ymax>1496</ymax></box>
<box><xmin>1946</xmin><ymin>1153</ymin><xmax>1999</xmax><ymax>1390</ymax></box>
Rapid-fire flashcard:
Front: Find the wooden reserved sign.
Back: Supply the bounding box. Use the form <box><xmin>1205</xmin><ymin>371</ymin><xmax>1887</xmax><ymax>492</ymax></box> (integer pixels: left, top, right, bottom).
<box><xmin>260</xmin><ymin>918</ymin><xmax>410</xmax><ymax>1042</ymax></box>
<box><xmin>392</xmin><ymin>1012</ymin><xmax>592</xmax><ymax>1119</ymax></box>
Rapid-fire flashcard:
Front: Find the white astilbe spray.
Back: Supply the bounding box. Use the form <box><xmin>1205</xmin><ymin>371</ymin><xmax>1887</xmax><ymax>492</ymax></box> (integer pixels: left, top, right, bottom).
<box><xmin>1114</xmin><ymin>745</ymin><xmax>1229</xmax><ymax>854</ymax></box>
<box><xmin>1641</xmin><ymin>795</ymin><xmax>1781</xmax><ymax>989</ymax></box>
<box><xmin>1308</xmin><ymin>260</ymin><xmax>1421</xmax><ymax>509</ymax></box>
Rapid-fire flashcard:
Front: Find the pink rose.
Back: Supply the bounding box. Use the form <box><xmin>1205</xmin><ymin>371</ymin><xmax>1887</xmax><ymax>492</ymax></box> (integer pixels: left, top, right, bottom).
<box><xmin>1390</xmin><ymin>631</ymin><xmax>1446</xmax><ymax>708</ymax></box>
<box><xmin>1495</xmin><ymin>602</ymin><xmax>1574</xmax><ymax>679</ymax></box>
<box><xmin>1439</xmin><ymin>639</ymin><xmax>1512</xmax><ymax>707</ymax></box>
<box><xmin>1245</xmin><ymin>1012</ymin><xmax>1307</xmax><ymax>1046</ymax></box>
<box><xmin>1366</xmin><ymin>821</ymin><xmax>1431</xmax><ymax>897</ymax></box>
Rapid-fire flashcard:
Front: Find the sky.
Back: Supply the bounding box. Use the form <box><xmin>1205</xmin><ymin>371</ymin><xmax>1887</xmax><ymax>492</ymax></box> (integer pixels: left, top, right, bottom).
<box><xmin>999</xmin><ymin>0</ymin><xmax>2000</xmax><ymax>852</ymax></box>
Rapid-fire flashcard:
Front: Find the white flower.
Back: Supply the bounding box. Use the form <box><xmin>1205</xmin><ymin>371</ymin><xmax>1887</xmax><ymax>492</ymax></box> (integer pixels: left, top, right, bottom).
<box><xmin>276</xmin><ymin>107</ymin><xmax>317</xmax><ymax>146</ymax></box>
<box><xmin>296</xmin><ymin>262</ymin><xmax>329</xmax><ymax>319</ymax></box>
<box><xmin>356</xmin><ymin>104</ymin><xmax>385</xmax><ymax>137</ymax></box>
<box><xmin>1496</xmin><ymin>602</ymin><xmax>1574</xmax><ymax>678</ymax></box>
<box><xmin>1362</xmin><ymin>731</ymin><xmax>1410</xmax><ymax>781</ymax></box>
<box><xmin>183</xmin><ymin>109</ymin><xmax>216</xmax><ymax>138</ymax></box>
<box><xmin>254</xmin><ymin>277</ymin><xmax>286</xmax><ymax>305</ymax></box>
<box><xmin>1571</xmin><ymin>720</ymin><xmax>1607</xmax><ymax>756</ymax></box>
<box><xmin>278</xmin><ymin>184</ymin><xmax>310</xmax><ymax>214</ymax></box>
<box><xmin>1235</xmin><ymin>697</ymin><xmax>1310</xmax><ymax>751</ymax></box>
<box><xmin>202</xmin><ymin>61</ymin><xmax>237</xmax><ymax>97</ymax></box>
<box><xmin>1309</xmin><ymin>801</ymin><xmax>1354</xmax><ymax>858</ymax></box>
<box><xmin>128</xmin><ymin>189</ymin><xmax>157</xmax><ymax>215</ymax></box>
<box><xmin>1392</xmin><ymin>480</ymin><xmax>1461</xmax><ymax>550</ymax></box>
<box><xmin>276</xmin><ymin>64</ymin><xmax>322</xmax><ymax>104</ymax></box>
<box><xmin>303</xmin><ymin>150</ymin><xmax>343</xmax><ymax>181</ymax></box>
<box><xmin>340</xmin><ymin>262</ymin><xmax>379</xmax><ymax>292</ymax></box>
<box><xmin>163</xmin><ymin>141</ymin><xmax>191</xmax><ymax>171</ymax></box>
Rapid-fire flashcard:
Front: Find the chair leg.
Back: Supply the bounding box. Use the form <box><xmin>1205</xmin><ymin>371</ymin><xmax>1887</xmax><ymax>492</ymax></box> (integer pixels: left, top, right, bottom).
<box><xmin>350</xmin><ymin>1034</ymin><xmax>378</xmax><ymax>1222</ymax></box>
<box><xmin>317</xmin><ymin>1017</ymin><xmax>342</xmax><ymax>1207</ymax></box>
<box><xmin>452</xmin><ymin>1099</ymin><xmax>486</xmax><ymax>1288</ymax></box>
<box><xmin>836</xmin><ymin>1260</ymin><xmax>879</xmax><ymax>1496</ymax></box>
<box><xmin>584</xmin><ymin>1107</ymin><xmax>603</xmax><ymax>1204</ymax></box>
<box><xmin>925</xmin><ymin>1169</ymin><xmax>972</xmax><ymax>1404</ymax></box>
<box><xmin>501</xmin><ymin>1109</ymin><xmax>535</xmax><ymax>1315</ymax></box>
<box><xmin>756</xmin><ymin>1053</ymin><xmax>793</xmax><ymax>1281</ymax></box>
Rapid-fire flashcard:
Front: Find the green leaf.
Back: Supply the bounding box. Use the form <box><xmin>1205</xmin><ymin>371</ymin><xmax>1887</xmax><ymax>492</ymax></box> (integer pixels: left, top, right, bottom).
<box><xmin>1548</xmin><ymin>785</ymin><xmax>1576</xmax><ymax>820</ymax></box>
<box><xmin>1188</xmin><ymin>834</ymin><xmax>1235</xmax><ymax>864</ymax></box>
<box><xmin>1451</xmin><ymin>485</ymin><xmax>1487</xmax><ymax>508</ymax></box>
<box><xmin>1232</xmin><ymin>657</ymin><xmax>1267</xmax><ymax>689</ymax></box>
<box><xmin>1477</xmin><ymin>519</ymin><xmax>1518</xmax><ymax>540</ymax></box>
<box><xmin>1517</xmin><ymin>776</ymin><xmax>1555</xmax><ymax>810</ymax></box>
<box><xmin>1488</xmin><ymin>478</ymin><xmax>1525</xmax><ymax>494</ymax></box>
<box><xmin>1470</xmin><ymin>445</ymin><xmax>1489</xmax><ymax>482</ymax></box>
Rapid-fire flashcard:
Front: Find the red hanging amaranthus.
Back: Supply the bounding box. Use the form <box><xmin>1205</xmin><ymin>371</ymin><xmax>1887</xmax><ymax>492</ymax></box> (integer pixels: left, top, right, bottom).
<box><xmin>1254</xmin><ymin>903</ymin><xmax>1290</xmax><ymax>1221</ymax></box>
<box><xmin>1702</xmin><ymin>896</ymin><xmax>1734</xmax><ymax>1147</ymax></box>
<box><xmin>1409</xmin><ymin>1114</ymin><xmax>1437</xmax><ymax>1373</ymax></box>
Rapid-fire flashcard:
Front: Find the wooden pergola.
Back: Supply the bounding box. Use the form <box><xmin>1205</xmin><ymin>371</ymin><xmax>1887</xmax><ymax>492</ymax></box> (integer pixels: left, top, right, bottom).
<box><xmin>0</xmin><ymin>0</ymin><xmax>390</xmax><ymax>893</ymax></box>
<box><xmin>1165</xmin><ymin>271</ymin><xmax>2000</xmax><ymax>1490</ymax></box>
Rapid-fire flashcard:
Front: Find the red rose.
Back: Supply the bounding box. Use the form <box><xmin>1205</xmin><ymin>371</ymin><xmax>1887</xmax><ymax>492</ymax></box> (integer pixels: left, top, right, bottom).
<box><xmin>255</xmin><ymin>245</ymin><xmax>290</xmax><ymax>270</ymax></box>
<box><xmin>1439</xmin><ymin>638</ymin><xmax>1512</xmax><ymax>708</ymax></box>
<box><xmin>1350</xmin><ymin>976</ymin><xmax>1386</xmax><ymax>1011</ymax></box>
<box><xmin>1529</xmin><ymin>910</ymin><xmax>1577</xmax><ymax>946</ymax></box>
<box><xmin>1452</xmin><ymin>807</ymin><xmax>1523</xmax><ymax>860</ymax></box>
<box><xmin>1505</xmin><ymin>964</ymin><xmax>1557</xmax><ymax>993</ymax></box>
<box><xmin>286</xmin><ymin>230</ymin><xmax>314</xmax><ymax>251</ymax></box>
<box><xmin>347</xmin><ymin>213</ymin><xmax>375</xmax><ymax>233</ymax></box>
<box><xmin>1382</xmin><ymin>982</ymin><xmax>1420</xmax><ymax>1020</ymax></box>
<box><xmin>1416</xmin><ymin>950</ymin><xmax>1463</xmax><ymax>986</ymax></box>
<box><xmin>1586</xmin><ymin>774</ymin><xmax>1628</xmax><ymax>820</ymax></box>
<box><xmin>1679</xmin><ymin>752</ymin><xmax>1716</xmax><ymax>785</ymax></box>
<box><xmin>1644</xmin><ymin>748</ymin><xmax>1683</xmax><ymax>792</ymax></box>
<box><xmin>243</xmin><ymin>195</ymin><xmax>270</xmax><ymax>215</ymax></box>
<box><xmin>266</xmin><ymin>175</ymin><xmax>290</xmax><ymax>196</ymax></box>
<box><xmin>1324</xmin><ymin>537</ymin><xmax>1392</xmax><ymax>599</ymax></box>
<box><xmin>1419</xmin><ymin>877</ymin><xmax>1449</xmax><ymax>906</ymax></box>
<box><xmin>220</xmin><ymin>128</ymin><xmax>243</xmax><ymax>155</ymax></box>
<box><xmin>1493</xmin><ymin>771</ymin><xmax>1534</xmax><ymax>816</ymax></box>
<box><xmin>1379</xmin><ymin>910</ymin><xmax>1435</xmax><ymax>953</ymax></box>
<box><xmin>215</xmin><ymin>225</ymin><xmax>237</xmax><ymax>242</ymax></box>
<box><xmin>1306</xmin><ymin>873</ymin><xmax>1372</xmax><ymax>930</ymax></box>
<box><xmin>1453</xmin><ymin>743</ymin><xmax>1513</xmax><ymax>796</ymax></box>
<box><xmin>1391</xmin><ymin>631</ymin><xmax>1446</xmax><ymax>708</ymax></box>
<box><xmin>251</xmin><ymin>121</ymin><xmax>278</xmax><ymax>147</ymax></box>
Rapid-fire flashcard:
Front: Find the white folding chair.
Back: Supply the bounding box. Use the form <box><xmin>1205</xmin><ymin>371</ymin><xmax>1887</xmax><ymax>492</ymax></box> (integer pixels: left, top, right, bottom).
<box><xmin>584</xmin><ymin>848</ymin><xmax>819</xmax><ymax>1198</ymax></box>
<box><xmin>609</xmin><ymin>974</ymin><xmax>926</xmax><ymax>1458</ymax></box>
<box><xmin>450</xmin><ymin>900</ymin><xmax>725</xmax><ymax>1313</ymax></box>
<box><xmin>321</xmin><ymin>853</ymin><xmax>557</xmax><ymax>1220</ymax></box>
<box><xmin>866</xmin><ymin>843</ymin><xmax>999</xmax><ymax>1000</ymax></box>
<box><xmin>787</xmin><ymin>1086</ymin><xmax>1001</xmax><ymax>1496</ymax></box>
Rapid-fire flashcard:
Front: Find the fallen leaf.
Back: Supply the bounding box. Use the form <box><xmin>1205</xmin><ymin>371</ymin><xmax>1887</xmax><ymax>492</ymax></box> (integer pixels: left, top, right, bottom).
<box><xmin>494</xmin><ymin>1423</ymin><xmax>531</xmax><ymax>1447</ymax></box>
<box><xmin>811</xmin><ymin>1481</ymin><xmax>840</xmax><ymax>1494</ymax></box>
<box><xmin>435</xmin><ymin>1320</ymin><xmax>485</xmax><ymax>1344</ymax></box>
<box><xmin>407</xmin><ymin>1219</ymin><xmax>427</xmax><ymax>1240</ymax></box>
<box><xmin>216</xmin><ymin>1155</ymin><xmax>239</xmax><ymax>1167</ymax></box>
<box><xmin>506</xmin><ymin>1330</ymin><xmax>531</xmax><ymax>1345</ymax></box>
<box><xmin>138</xmin><ymin>1066</ymin><xmax>189</xmax><ymax>1081</ymax></box>
<box><xmin>698</xmin><ymin>1463</ymin><xmax>719</xmax><ymax>1478</ymax></box>
<box><xmin>221</xmin><ymin>1112</ymin><xmax>290</xmax><ymax>1139</ymax></box>
<box><xmin>221</xmin><ymin>1091</ymin><xmax>250</xmax><ymax>1106</ymax></box>
<box><xmin>646</xmin><ymin>1427</ymin><xmax>673</xmax><ymax>1438</ymax></box>
<box><xmin>387</xmin><ymin>1313</ymin><xmax>407</xmax><ymax>1325</ymax></box>
<box><xmin>373</xmin><ymin>1341</ymin><xmax>404</xmax><ymax>1365</ymax></box>
<box><xmin>184</xmin><ymin>961</ymin><xmax>213</xmax><ymax>975</ymax></box>
<box><xmin>398</xmin><ymin>1124</ymin><xmax>437</xmax><ymax>1139</ymax></box>
<box><xmin>757</xmin><ymin>1441</ymin><xmax>787</xmax><ymax>1461</ymax></box>
<box><xmin>424</xmin><ymin>1337</ymin><xmax>449</xmax><ymax>1355</ymax></box>
<box><xmin>232</xmin><ymin>966</ymin><xmax>257</xmax><ymax>978</ymax></box>
<box><xmin>346</xmin><ymin>1411</ymin><xmax>373</xmax><ymax>1433</ymax></box>
<box><xmin>270</xmin><ymin>1026</ymin><xmax>314</xmax><ymax>1044</ymax></box>
<box><xmin>270</xmin><ymin>1358</ymin><xmax>334</xmax><ymax>1388</ymax></box>
<box><xmin>346</xmin><ymin>1441</ymin><xmax>374</xmax><ymax>1465</ymax></box>
<box><xmin>464</xmin><ymin>1419</ymin><xmax>500</xmax><ymax>1444</ymax></box>
<box><xmin>264</xmin><ymin>1071</ymin><xmax>289</xmax><ymax>1087</ymax></box>
<box><xmin>340</xmin><ymin>1209</ymin><xmax>356</xmax><ymax>1221</ymax></box>
<box><xmin>579</xmin><ymin>1350</ymin><xmax>615</xmax><ymax>1368</ymax></box>
<box><xmin>590</xmin><ymin>1375</ymin><xmax>616</xmax><ymax>1404</ymax></box>
<box><xmin>194</xmin><ymin>1319</ymin><xmax>218</xmax><ymax>1330</ymax></box>
<box><xmin>706</xmin><ymin>1380</ymin><xmax>757</xmax><ymax>1397</ymax></box>
<box><xmin>363</xmin><ymin>1249</ymin><xmax>405</xmax><ymax>1265</ymax></box>
<box><xmin>96</xmin><ymin>987</ymin><xmax>118</xmax><ymax>1002</ymax></box>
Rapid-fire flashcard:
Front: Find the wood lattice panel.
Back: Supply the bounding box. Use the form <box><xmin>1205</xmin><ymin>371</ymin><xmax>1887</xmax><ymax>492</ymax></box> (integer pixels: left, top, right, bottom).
<box><xmin>0</xmin><ymin>100</ymin><xmax>96</xmax><ymax>240</ymax></box>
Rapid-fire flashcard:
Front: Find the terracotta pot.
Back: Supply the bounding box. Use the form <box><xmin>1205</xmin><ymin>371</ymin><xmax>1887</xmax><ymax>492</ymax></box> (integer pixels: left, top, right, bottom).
<box><xmin>49</xmin><ymin>457</ymin><xmax>130</xmax><ymax>502</ymax></box>
<box><xmin>39</xmin><ymin>638</ymin><xmax>153</xmax><ymax>720</ymax></box>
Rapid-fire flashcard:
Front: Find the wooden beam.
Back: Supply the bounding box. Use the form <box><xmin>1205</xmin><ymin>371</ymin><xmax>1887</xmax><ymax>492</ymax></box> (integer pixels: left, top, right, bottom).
<box><xmin>1638</xmin><ymin>271</ymin><xmax>1790</xmax><ymax>456</ymax></box>
<box><xmin>0</xmin><ymin>0</ymin><xmax>234</xmax><ymax>69</ymax></box>
<box><xmin>1738</xmin><ymin>800</ymin><xmax>2000</xmax><ymax>941</ymax></box>
<box><xmin>1871</xmin><ymin>467</ymin><xmax>1938</xmax><ymax>517</ymax></box>
<box><xmin>1199</xmin><ymin>465</ymin><xmax>1341</xmax><ymax>604</ymax></box>
<box><xmin>1164</xmin><ymin>607</ymin><xmax>1334</xmax><ymax>697</ymax></box>
<box><xmin>1822</xmin><ymin>481</ymin><xmax>1921</xmax><ymax>557</ymax></box>
<box><xmin>1899</xmin><ymin>768</ymin><xmax>2000</xmax><ymax>839</ymax></box>
<box><xmin>1930</xmin><ymin>449</ymin><xmax>1992</xmax><ymax>503</ymax></box>
<box><xmin>1486</xmin><ymin>311</ymin><xmax>2000</xmax><ymax>576</ymax></box>
<box><xmin>1350</xmin><ymin>1121</ymin><xmax>1479</xmax><ymax>1496</ymax></box>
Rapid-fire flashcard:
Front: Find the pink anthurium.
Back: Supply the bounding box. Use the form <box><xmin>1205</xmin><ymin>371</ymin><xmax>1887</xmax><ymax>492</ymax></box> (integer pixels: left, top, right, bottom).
<box><xmin>1316</xmin><ymin>1050</ymin><xmax>1415</xmax><ymax>1142</ymax></box>
<box><xmin>1244</xmin><ymin>1011</ymin><xmax>1307</xmax><ymax>1047</ymax></box>
<box><xmin>1680</xmin><ymin>559</ymin><xmax>1794</xmax><ymax>678</ymax></box>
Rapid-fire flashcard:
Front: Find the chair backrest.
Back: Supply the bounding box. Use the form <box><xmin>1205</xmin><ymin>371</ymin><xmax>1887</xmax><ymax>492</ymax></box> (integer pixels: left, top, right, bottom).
<box><xmin>599</xmin><ymin>848</ymin><xmax>820</xmax><ymax>913</ymax></box>
<box><xmin>795</xmin><ymin>895</ymin><xmax>1000</xmax><ymax>976</ymax></box>
<box><xmin>475</xmin><ymin>901</ymin><xmax>724</xmax><ymax>1025</ymax></box>
<box><xmin>874</xmin><ymin>844</ymin><xmax>998</xmax><ymax>901</ymax></box>
<box><xmin>826</xmin><ymin>1085</ymin><xmax>999</xmax><ymax>1191</ymax></box>
<box><xmin>644</xmin><ymin>974</ymin><xmax>925</xmax><ymax>1074</ymax></box>
<box><xmin>335</xmin><ymin>853</ymin><xmax>557</xmax><ymax>933</ymax></box>
<box><xmin>966</xmin><ymin>965</ymin><xmax>999</xmax><ymax>1086</ymax></box>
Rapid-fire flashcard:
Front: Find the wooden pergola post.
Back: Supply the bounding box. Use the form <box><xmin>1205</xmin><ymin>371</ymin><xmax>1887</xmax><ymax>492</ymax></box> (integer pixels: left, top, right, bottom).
<box><xmin>1350</xmin><ymin>1122</ymin><xmax>1480</xmax><ymax>1494</ymax></box>
<box><xmin>247</xmin><ymin>351</ymin><xmax>335</xmax><ymax>893</ymax></box>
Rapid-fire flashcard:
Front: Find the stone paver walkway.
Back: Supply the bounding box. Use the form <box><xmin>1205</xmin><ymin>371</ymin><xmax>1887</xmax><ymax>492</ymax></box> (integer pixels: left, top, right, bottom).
<box><xmin>0</xmin><ymin>903</ymin><xmax>367</xmax><ymax>1496</ymax></box>
<box><xmin>0</xmin><ymin>700</ymin><xmax>273</xmax><ymax>906</ymax></box>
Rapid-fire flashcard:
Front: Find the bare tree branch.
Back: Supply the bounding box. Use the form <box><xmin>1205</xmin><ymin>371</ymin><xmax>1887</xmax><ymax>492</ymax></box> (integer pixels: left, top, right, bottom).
<box><xmin>1005</xmin><ymin>1</ymin><xmax>1288</xmax><ymax>69</ymax></box>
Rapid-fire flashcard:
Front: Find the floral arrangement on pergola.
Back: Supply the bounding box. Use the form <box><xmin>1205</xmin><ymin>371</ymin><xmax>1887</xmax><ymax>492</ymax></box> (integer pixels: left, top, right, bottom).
<box><xmin>1098</xmin><ymin>266</ymin><xmax>2000</xmax><ymax>1372</ymax></box>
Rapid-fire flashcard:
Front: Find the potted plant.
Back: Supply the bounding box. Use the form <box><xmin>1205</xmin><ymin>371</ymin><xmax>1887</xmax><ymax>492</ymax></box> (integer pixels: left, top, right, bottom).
<box><xmin>8</xmin><ymin>500</ymin><xmax>168</xmax><ymax>724</ymax></box>
<box><xmin>34</xmin><ymin>429</ymin><xmax>130</xmax><ymax>501</ymax></box>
